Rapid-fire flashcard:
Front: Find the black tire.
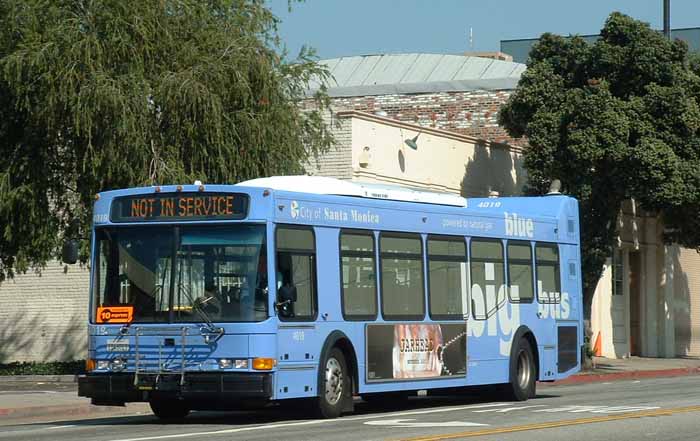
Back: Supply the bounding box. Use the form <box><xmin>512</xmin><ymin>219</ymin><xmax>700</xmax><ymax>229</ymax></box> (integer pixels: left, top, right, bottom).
<box><xmin>506</xmin><ymin>338</ymin><xmax>536</xmax><ymax>401</ymax></box>
<box><xmin>317</xmin><ymin>347</ymin><xmax>350</xmax><ymax>418</ymax></box>
<box><xmin>149</xmin><ymin>397</ymin><xmax>190</xmax><ymax>421</ymax></box>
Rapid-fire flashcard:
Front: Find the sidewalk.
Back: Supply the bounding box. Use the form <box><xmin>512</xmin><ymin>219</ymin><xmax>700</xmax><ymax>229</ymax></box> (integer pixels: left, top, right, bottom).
<box><xmin>1</xmin><ymin>357</ymin><xmax>700</xmax><ymax>423</ymax></box>
<box><xmin>548</xmin><ymin>356</ymin><xmax>700</xmax><ymax>385</ymax></box>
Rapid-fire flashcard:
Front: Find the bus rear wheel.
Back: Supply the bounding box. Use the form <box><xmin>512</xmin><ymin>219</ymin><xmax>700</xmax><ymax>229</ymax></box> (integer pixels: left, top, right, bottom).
<box><xmin>149</xmin><ymin>397</ymin><xmax>190</xmax><ymax>421</ymax></box>
<box><xmin>317</xmin><ymin>347</ymin><xmax>349</xmax><ymax>418</ymax></box>
<box><xmin>506</xmin><ymin>338</ymin><xmax>536</xmax><ymax>401</ymax></box>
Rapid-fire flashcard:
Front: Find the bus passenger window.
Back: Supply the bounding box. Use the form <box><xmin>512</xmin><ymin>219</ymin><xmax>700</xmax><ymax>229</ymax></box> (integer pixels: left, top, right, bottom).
<box><xmin>536</xmin><ymin>243</ymin><xmax>561</xmax><ymax>304</ymax></box>
<box><xmin>340</xmin><ymin>231</ymin><xmax>377</xmax><ymax>320</ymax></box>
<box><xmin>470</xmin><ymin>239</ymin><xmax>505</xmax><ymax>320</ymax></box>
<box><xmin>380</xmin><ymin>233</ymin><xmax>424</xmax><ymax>320</ymax></box>
<box><xmin>427</xmin><ymin>236</ymin><xmax>467</xmax><ymax>319</ymax></box>
<box><xmin>275</xmin><ymin>226</ymin><xmax>317</xmax><ymax>320</ymax></box>
<box><xmin>507</xmin><ymin>241</ymin><xmax>534</xmax><ymax>302</ymax></box>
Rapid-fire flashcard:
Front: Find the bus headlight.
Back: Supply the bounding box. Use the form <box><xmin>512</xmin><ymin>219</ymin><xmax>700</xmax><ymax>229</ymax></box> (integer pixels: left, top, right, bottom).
<box><xmin>96</xmin><ymin>360</ymin><xmax>110</xmax><ymax>370</ymax></box>
<box><xmin>219</xmin><ymin>359</ymin><xmax>249</xmax><ymax>369</ymax></box>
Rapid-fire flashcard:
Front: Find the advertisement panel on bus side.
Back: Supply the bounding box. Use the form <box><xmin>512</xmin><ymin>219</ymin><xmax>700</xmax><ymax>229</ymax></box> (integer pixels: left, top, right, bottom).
<box><xmin>366</xmin><ymin>323</ymin><xmax>466</xmax><ymax>381</ymax></box>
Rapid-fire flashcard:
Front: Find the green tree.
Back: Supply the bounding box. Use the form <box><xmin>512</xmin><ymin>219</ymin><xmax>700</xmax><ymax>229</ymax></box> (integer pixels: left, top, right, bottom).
<box><xmin>499</xmin><ymin>12</ymin><xmax>700</xmax><ymax>318</ymax></box>
<box><xmin>0</xmin><ymin>0</ymin><xmax>332</xmax><ymax>279</ymax></box>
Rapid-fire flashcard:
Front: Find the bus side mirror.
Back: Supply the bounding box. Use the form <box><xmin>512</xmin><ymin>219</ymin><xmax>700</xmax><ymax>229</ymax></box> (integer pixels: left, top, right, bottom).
<box><xmin>62</xmin><ymin>240</ymin><xmax>79</xmax><ymax>264</ymax></box>
<box><xmin>278</xmin><ymin>284</ymin><xmax>297</xmax><ymax>302</ymax></box>
<box><xmin>276</xmin><ymin>285</ymin><xmax>297</xmax><ymax>318</ymax></box>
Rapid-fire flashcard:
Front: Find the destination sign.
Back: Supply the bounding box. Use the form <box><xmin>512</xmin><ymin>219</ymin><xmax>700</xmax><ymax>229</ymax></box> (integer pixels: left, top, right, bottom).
<box><xmin>110</xmin><ymin>192</ymin><xmax>249</xmax><ymax>222</ymax></box>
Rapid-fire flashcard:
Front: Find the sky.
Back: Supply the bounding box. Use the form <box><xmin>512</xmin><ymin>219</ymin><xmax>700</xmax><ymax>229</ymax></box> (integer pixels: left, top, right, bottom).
<box><xmin>267</xmin><ymin>0</ymin><xmax>700</xmax><ymax>60</ymax></box>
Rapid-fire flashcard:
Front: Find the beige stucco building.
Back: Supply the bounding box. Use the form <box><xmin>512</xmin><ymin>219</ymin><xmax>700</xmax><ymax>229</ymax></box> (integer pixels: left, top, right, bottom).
<box><xmin>591</xmin><ymin>204</ymin><xmax>700</xmax><ymax>358</ymax></box>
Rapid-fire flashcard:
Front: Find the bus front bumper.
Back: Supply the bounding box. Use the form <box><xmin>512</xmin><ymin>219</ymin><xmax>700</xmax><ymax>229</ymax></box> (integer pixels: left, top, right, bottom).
<box><xmin>78</xmin><ymin>372</ymin><xmax>273</xmax><ymax>405</ymax></box>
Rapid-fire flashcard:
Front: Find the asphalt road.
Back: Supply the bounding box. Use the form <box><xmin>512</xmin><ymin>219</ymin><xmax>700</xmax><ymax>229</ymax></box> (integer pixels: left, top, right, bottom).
<box><xmin>1</xmin><ymin>376</ymin><xmax>699</xmax><ymax>441</ymax></box>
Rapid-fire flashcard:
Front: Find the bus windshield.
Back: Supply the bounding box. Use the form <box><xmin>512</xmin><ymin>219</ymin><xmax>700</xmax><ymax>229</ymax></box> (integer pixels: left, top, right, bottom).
<box><xmin>93</xmin><ymin>225</ymin><xmax>268</xmax><ymax>323</ymax></box>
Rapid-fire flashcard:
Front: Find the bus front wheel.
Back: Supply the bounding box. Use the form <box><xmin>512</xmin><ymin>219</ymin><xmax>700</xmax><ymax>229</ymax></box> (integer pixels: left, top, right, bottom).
<box><xmin>506</xmin><ymin>338</ymin><xmax>536</xmax><ymax>401</ymax></box>
<box><xmin>317</xmin><ymin>347</ymin><xmax>350</xmax><ymax>418</ymax></box>
<box><xmin>149</xmin><ymin>397</ymin><xmax>190</xmax><ymax>421</ymax></box>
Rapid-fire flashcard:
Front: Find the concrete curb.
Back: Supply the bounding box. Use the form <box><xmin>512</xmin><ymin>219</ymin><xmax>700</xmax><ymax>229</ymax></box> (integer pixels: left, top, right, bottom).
<box><xmin>0</xmin><ymin>375</ymin><xmax>77</xmax><ymax>383</ymax></box>
<box><xmin>543</xmin><ymin>366</ymin><xmax>700</xmax><ymax>386</ymax></box>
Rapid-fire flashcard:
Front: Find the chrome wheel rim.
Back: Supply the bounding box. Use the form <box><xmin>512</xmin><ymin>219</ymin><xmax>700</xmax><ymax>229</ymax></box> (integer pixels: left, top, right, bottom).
<box><xmin>517</xmin><ymin>349</ymin><xmax>532</xmax><ymax>391</ymax></box>
<box><xmin>325</xmin><ymin>357</ymin><xmax>343</xmax><ymax>405</ymax></box>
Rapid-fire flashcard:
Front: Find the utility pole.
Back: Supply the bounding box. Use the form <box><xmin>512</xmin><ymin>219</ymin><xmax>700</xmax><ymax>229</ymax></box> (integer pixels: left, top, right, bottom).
<box><xmin>663</xmin><ymin>0</ymin><xmax>670</xmax><ymax>39</ymax></box>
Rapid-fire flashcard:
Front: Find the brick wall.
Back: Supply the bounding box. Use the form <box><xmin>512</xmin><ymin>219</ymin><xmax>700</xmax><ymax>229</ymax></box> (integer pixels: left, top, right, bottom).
<box><xmin>305</xmin><ymin>111</ymin><xmax>353</xmax><ymax>178</ymax></box>
<box><xmin>0</xmin><ymin>262</ymin><xmax>89</xmax><ymax>363</ymax></box>
<box><xmin>304</xmin><ymin>89</ymin><xmax>525</xmax><ymax>148</ymax></box>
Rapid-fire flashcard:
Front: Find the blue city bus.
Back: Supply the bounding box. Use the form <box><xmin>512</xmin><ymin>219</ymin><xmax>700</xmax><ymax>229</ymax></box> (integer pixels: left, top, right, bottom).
<box><xmin>77</xmin><ymin>176</ymin><xmax>583</xmax><ymax>420</ymax></box>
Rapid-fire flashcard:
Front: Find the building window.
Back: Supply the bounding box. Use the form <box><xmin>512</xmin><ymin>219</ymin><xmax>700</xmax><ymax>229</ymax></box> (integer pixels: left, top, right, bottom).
<box><xmin>340</xmin><ymin>231</ymin><xmax>377</xmax><ymax>320</ymax></box>
<box><xmin>275</xmin><ymin>226</ymin><xmax>317</xmax><ymax>320</ymax></box>
<box><xmin>427</xmin><ymin>236</ymin><xmax>467</xmax><ymax>319</ymax></box>
<box><xmin>470</xmin><ymin>239</ymin><xmax>505</xmax><ymax>320</ymax></box>
<box><xmin>380</xmin><ymin>233</ymin><xmax>425</xmax><ymax>320</ymax></box>
<box><xmin>612</xmin><ymin>249</ymin><xmax>623</xmax><ymax>296</ymax></box>
<box><xmin>536</xmin><ymin>243</ymin><xmax>561</xmax><ymax>304</ymax></box>
<box><xmin>507</xmin><ymin>241</ymin><xmax>534</xmax><ymax>303</ymax></box>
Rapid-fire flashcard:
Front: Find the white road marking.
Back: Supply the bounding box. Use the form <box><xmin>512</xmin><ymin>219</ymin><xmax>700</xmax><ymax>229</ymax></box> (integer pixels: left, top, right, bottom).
<box><xmin>108</xmin><ymin>403</ymin><xmax>513</xmax><ymax>441</ymax></box>
<box><xmin>105</xmin><ymin>401</ymin><xmax>665</xmax><ymax>441</ymax></box>
<box><xmin>344</xmin><ymin>402</ymin><xmax>513</xmax><ymax>421</ymax></box>
<box><xmin>533</xmin><ymin>406</ymin><xmax>601</xmax><ymax>413</ymax></box>
<box><xmin>364</xmin><ymin>418</ymin><xmax>488</xmax><ymax>428</ymax></box>
<box><xmin>473</xmin><ymin>405</ymin><xmax>546</xmax><ymax>413</ymax></box>
<box><xmin>48</xmin><ymin>425</ymin><xmax>76</xmax><ymax>430</ymax></box>
<box><xmin>109</xmin><ymin>420</ymin><xmax>331</xmax><ymax>441</ymax></box>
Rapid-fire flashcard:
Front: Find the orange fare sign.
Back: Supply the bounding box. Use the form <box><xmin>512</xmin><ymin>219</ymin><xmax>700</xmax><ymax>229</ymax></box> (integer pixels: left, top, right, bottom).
<box><xmin>96</xmin><ymin>306</ymin><xmax>134</xmax><ymax>324</ymax></box>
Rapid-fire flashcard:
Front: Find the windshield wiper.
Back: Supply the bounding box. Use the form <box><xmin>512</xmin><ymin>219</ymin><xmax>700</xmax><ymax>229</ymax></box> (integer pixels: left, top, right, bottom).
<box><xmin>176</xmin><ymin>280</ymin><xmax>224</xmax><ymax>344</ymax></box>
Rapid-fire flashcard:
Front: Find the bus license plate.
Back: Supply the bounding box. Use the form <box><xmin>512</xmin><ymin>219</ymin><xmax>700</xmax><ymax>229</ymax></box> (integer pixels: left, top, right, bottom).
<box><xmin>107</xmin><ymin>339</ymin><xmax>129</xmax><ymax>352</ymax></box>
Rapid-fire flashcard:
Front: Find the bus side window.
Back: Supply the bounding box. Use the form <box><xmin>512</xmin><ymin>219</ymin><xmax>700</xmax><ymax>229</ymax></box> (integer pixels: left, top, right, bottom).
<box><xmin>470</xmin><ymin>239</ymin><xmax>505</xmax><ymax>320</ymax></box>
<box><xmin>275</xmin><ymin>226</ymin><xmax>317</xmax><ymax>320</ymax></box>
<box><xmin>507</xmin><ymin>241</ymin><xmax>534</xmax><ymax>303</ymax></box>
<box><xmin>380</xmin><ymin>233</ymin><xmax>425</xmax><ymax>320</ymax></box>
<box><xmin>427</xmin><ymin>236</ymin><xmax>467</xmax><ymax>319</ymax></box>
<box><xmin>340</xmin><ymin>231</ymin><xmax>377</xmax><ymax>320</ymax></box>
<box><xmin>535</xmin><ymin>243</ymin><xmax>561</xmax><ymax>304</ymax></box>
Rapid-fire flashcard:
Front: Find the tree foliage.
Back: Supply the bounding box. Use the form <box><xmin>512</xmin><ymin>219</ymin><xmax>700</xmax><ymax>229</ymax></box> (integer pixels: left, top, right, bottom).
<box><xmin>499</xmin><ymin>12</ymin><xmax>700</xmax><ymax>316</ymax></box>
<box><xmin>0</xmin><ymin>0</ymin><xmax>332</xmax><ymax>279</ymax></box>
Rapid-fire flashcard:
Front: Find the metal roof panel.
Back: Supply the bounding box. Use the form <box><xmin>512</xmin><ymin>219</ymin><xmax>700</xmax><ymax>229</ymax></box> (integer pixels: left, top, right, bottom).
<box><xmin>370</xmin><ymin>53</ymin><xmax>420</xmax><ymax>85</ymax></box>
<box><xmin>425</xmin><ymin>55</ymin><xmax>470</xmax><ymax>82</ymax></box>
<box><xmin>312</xmin><ymin>53</ymin><xmax>525</xmax><ymax>95</ymax></box>
<box><xmin>400</xmin><ymin>54</ymin><xmax>447</xmax><ymax>83</ymax></box>
<box><xmin>453</xmin><ymin>57</ymin><xmax>494</xmax><ymax>79</ymax></box>
<box><xmin>481</xmin><ymin>59</ymin><xmax>523</xmax><ymax>79</ymax></box>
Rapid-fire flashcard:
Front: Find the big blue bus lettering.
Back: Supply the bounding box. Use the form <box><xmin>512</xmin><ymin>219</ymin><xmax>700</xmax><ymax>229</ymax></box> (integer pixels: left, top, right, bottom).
<box><xmin>78</xmin><ymin>177</ymin><xmax>583</xmax><ymax>420</ymax></box>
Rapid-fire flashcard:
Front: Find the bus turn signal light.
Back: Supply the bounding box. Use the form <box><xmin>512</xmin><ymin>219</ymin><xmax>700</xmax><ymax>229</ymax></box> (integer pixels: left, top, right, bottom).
<box><xmin>252</xmin><ymin>357</ymin><xmax>276</xmax><ymax>370</ymax></box>
<box><xmin>86</xmin><ymin>359</ymin><xmax>96</xmax><ymax>371</ymax></box>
